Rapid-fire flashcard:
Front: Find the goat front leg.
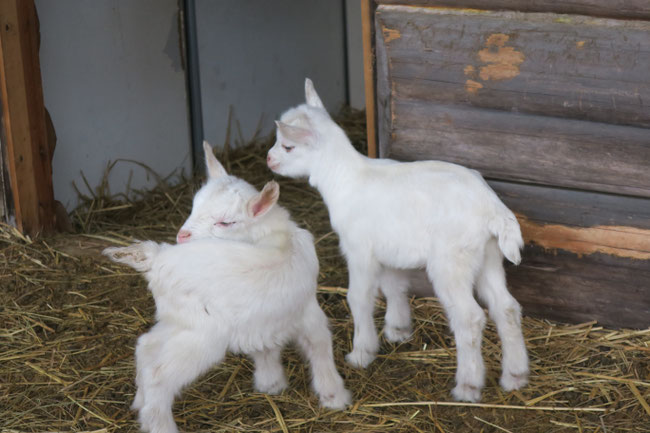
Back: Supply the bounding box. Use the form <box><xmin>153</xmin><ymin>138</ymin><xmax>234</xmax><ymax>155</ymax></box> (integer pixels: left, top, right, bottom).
<box><xmin>250</xmin><ymin>347</ymin><xmax>287</xmax><ymax>395</ymax></box>
<box><xmin>297</xmin><ymin>299</ymin><xmax>351</xmax><ymax>409</ymax></box>
<box><xmin>344</xmin><ymin>254</ymin><xmax>380</xmax><ymax>368</ymax></box>
<box><xmin>379</xmin><ymin>267</ymin><xmax>412</xmax><ymax>343</ymax></box>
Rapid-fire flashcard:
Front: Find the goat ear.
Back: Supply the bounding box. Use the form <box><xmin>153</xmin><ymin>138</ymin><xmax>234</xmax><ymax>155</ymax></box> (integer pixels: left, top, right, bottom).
<box><xmin>248</xmin><ymin>181</ymin><xmax>280</xmax><ymax>218</ymax></box>
<box><xmin>275</xmin><ymin>121</ymin><xmax>314</xmax><ymax>145</ymax></box>
<box><xmin>203</xmin><ymin>140</ymin><xmax>227</xmax><ymax>179</ymax></box>
<box><xmin>305</xmin><ymin>78</ymin><xmax>325</xmax><ymax>109</ymax></box>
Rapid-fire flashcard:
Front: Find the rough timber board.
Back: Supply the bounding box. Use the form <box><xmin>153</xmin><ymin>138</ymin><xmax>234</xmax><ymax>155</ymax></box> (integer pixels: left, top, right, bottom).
<box><xmin>376</xmin><ymin>7</ymin><xmax>650</xmax><ymax>129</ymax></box>
<box><xmin>506</xmin><ymin>246</ymin><xmax>650</xmax><ymax>329</ymax></box>
<box><xmin>375</xmin><ymin>0</ymin><xmax>650</xmax><ymax>20</ymax></box>
<box><xmin>388</xmin><ymin>101</ymin><xmax>650</xmax><ymax>198</ymax></box>
<box><xmin>489</xmin><ymin>181</ymin><xmax>650</xmax><ymax>231</ymax></box>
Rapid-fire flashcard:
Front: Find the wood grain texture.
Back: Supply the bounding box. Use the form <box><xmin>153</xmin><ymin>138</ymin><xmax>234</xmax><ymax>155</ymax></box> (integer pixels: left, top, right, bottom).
<box><xmin>375</xmin><ymin>0</ymin><xmax>650</xmax><ymax>20</ymax></box>
<box><xmin>507</xmin><ymin>246</ymin><xmax>650</xmax><ymax>329</ymax></box>
<box><xmin>489</xmin><ymin>181</ymin><xmax>650</xmax><ymax>231</ymax></box>
<box><xmin>0</xmin><ymin>0</ymin><xmax>54</xmax><ymax>235</ymax></box>
<box><xmin>374</xmin><ymin>11</ymin><xmax>393</xmax><ymax>159</ymax></box>
<box><xmin>519</xmin><ymin>219</ymin><xmax>650</xmax><ymax>260</ymax></box>
<box><xmin>387</xmin><ymin>101</ymin><xmax>650</xmax><ymax>197</ymax></box>
<box><xmin>498</xmin><ymin>182</ymin><xmax>650</xmax><ymax>261</ymax></box>
<box><xmin>376</xmin><ymin>7</ymin><xmax>650</xmax><ymax>129</ymax></box>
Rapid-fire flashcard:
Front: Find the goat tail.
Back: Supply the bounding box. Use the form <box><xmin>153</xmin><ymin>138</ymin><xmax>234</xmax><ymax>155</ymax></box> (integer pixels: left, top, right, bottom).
<box><xmin>103</xmin><ymin>240</ymin><xmax>163</xmax><ymax>272</ymax></box>
<box><xmin>489</xmin><ymin>208</ymin><xmax>524</xmax><ymax>265</ymax></box>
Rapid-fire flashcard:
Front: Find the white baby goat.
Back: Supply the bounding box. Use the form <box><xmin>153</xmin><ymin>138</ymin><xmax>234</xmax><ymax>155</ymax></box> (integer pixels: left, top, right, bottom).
<box><xmin>267</xmin><ymin>79</ymin><xmax>529</xmax><ymax>402</ymax></box>
<box><xmin>103</xmin><ymin>142</ymin><xmax>350</xmax><ymax>433</ymax></box>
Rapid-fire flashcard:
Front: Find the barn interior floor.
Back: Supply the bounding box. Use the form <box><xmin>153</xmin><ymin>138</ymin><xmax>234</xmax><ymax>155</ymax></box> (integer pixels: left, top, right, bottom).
<box><xmin>2</xmin><ymin>109</ymin><xmax>649</xmax><ymax>432</ymax></box>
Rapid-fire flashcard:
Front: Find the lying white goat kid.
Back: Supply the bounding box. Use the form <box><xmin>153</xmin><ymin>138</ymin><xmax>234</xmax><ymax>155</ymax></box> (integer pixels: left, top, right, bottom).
<box><xmin>267</xmin><ymin>79</ymin><xmax>529</xmax><ymax>402</ymax></box>
<box><xmin>104</xmin><ymin>142</ymin><xmax>350</xmax><ymax>433</ymax></box>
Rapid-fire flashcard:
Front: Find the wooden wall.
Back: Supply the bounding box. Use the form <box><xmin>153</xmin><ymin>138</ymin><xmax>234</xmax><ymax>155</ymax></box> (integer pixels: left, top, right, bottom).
<box><xmin>372</xmin><ymin>1</ymin><xmax>650</xmax><ymax>328</ymax></box>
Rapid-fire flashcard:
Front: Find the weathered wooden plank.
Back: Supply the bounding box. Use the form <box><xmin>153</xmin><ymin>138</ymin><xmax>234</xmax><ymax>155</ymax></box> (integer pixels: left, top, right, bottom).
<box><xmin>375</xmin><ymin>0</ymin><xmax>650</xmax><ymax>20</ymax></box>
<box><xmin>490</xmin><ymin>181</ymin><xmax>650</xmax><ymax>231</ymax></box>
<box><xmin>376</xmin><ymin>7</ymin><xmax>650</xmax><ymax>129</ymax></box>
<box><xmin>499</xmin><ymin>182</ymin><xmax>650</xmax><ymax>261</ymax></box>
<box><xmin>387</xmin><ymin>101</ymin><xmax>650</xmax><ymax>197</ymax></box>
<box><xmin>374</xmin><ymin>9</ymin><xmax>392</xmax><ymax>160</ymax></box>
<box><xmin>507</xmin><ymin>246</ymin><xmax>650</xmax><ymax>329</ymax></box>
<box><xmin>0</xmin><ymin>0</ymin><xmax>54</xmax><ymax>235</ymax></box>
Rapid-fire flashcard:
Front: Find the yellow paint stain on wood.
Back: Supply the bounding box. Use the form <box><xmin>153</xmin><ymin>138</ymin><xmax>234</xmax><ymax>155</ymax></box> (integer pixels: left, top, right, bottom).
<box><xmin>382</xmin><ymin>27</ymin><xmax>401</xmax><ymax>43</ymax></box>
<box><xmin>576</xmin><ymin>40</ymin><xmax>586</xmax><ymax>49</ymax></box>
<box><xmin>485</xmin><ymin>33</ymin><xmax>510</xmax><ymax>47</ymax></box>
<box><xmin>517</xmin><ymin>216</ymin><xmax>650</xmax><ymax>260</ymax></box>
<box><xmin>464</xmin><ymin>65</ymin><xmax>476</xmax><ymax>76</ymax></box>
<box><xmin>478</xmin><ymin>34</ymin><xmax>525</xmax><ymax>81</ymax></box>
<box><xmin>465</xmin><ymin>79</ymin><xmax>483</xmax><ymax>94</ymax></box>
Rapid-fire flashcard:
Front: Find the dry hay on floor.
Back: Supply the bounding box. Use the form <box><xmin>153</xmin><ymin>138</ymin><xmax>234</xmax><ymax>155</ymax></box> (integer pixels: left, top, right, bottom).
<box><xmin>2</xmin><ymin>109</ymin><xmax>649</xmax><ymax>432</ymax></box>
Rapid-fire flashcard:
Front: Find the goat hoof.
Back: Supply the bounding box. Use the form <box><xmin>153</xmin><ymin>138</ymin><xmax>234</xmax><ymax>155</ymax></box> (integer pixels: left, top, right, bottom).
<box><xmin>384</xmin><ymin>325</ymin><xmax>412</xmax><ymax>343</ymax></box>
<box><xmin>345</xmin><ymin>349</ymin><xmax>376</xmax><ymax>368</ymax></box>
<box><xmin>500</xmin><ymin>370</ymin><xmax>529</xmax><ymax>391</ymax></box>
<box><xmin>320</xmin><ymin>387</ymin><xmax>352</xmax><ymax>410</ymax></box>
<box><xmin>255</xmin><ymin>377</ymin><xmax>288</xmax><ymax>395</ymax></box>
<box><xmin>452</xmin><ymin>383</ymin><xmax>482</xmax><ymax>402</ymax></box>
<box><xmin>131</xmin><ymin>390</ymin><xmax>144</xmax><ymax>411</ymax></box>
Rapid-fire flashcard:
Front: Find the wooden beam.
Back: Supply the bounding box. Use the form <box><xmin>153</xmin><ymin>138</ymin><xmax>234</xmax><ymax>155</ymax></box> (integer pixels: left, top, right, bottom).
<box><xmin>376</xmin><ymin>8</ymin><xmax>650</xmax><ymax>129</ymax></box>
<box><xmin>361</xmin><ymin>0</ymin><xmax>377</xmax><ymax>158</ymax></box>
<box><xmin>376</xmin><ymin>0</ymin><xmax>650</xmax><ymax>20</ymax></box>
<box><xmin>0</xmin><ymin>0</ymin><xmax>54</xmax><ymax>235</ymax></box>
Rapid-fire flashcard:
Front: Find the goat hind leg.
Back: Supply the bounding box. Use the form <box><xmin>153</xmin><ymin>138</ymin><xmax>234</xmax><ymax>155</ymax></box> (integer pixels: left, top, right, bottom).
<box><xmin>476</xmin><ymin>239</ymin><xmax>528</xmax><ymax>391</ymax></box>
<box><xmin>298</xmin><ymin>300</ymin><xmax>351</xmax><ymax>409</ymax></box>
<box><xmin>136</xmin><ymin>329</ymin><xmax>226</xmax><ymax>433</ymax></box>
<box><xmin>428</xmin><ymin>255</ymin><xmax>486</xmax><ymax>402</ymax></box>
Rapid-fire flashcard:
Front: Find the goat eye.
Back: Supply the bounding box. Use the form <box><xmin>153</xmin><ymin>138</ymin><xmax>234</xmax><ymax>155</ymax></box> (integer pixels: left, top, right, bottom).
<box><xmin>216</xmin><ymin>221</ymin><xmax>235</xmax><ymax>227</ymax></box>
<box><xmin>282</xmin><ymin>144</ymin><xmax>294</xmax><ymax>153</ymax></box>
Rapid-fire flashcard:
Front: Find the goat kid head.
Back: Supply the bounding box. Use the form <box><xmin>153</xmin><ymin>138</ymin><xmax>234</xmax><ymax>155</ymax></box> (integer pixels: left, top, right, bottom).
<box><xmin>177</xmin><ymin>141</ymin><xmax>280</xmax><ymax>244</ymax></box>
<box><xmin>267</xmin><ymin>78</ymin><xmax>338</xmax><ymax>178</ymax></box>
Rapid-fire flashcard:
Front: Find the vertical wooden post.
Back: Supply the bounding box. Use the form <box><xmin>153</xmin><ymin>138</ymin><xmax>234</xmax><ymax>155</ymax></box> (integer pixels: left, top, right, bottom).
<box><xmin>0</xmin><ymin>0</ymin><xmax>54</xmax><ymax>235</ymax></box>
<box><xmin>361</xmin><ymin>0</ymin><xmax>377</xmax><ymax>158</ymax></box>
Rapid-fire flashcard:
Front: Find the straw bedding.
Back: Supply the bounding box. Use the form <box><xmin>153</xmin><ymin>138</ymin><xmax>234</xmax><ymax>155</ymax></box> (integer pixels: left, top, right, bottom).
<box><xmin>1</xmin><ymin>109</ymin><xmax>649</xmax><ymax>432</ymax></box>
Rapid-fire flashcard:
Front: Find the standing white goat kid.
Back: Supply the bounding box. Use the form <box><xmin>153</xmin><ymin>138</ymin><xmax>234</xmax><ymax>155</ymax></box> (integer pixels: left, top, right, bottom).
<box><xmin>267</xmin><ymin>79</ymin><xmax>529</xmax><ymax>402</ymax></box>
<box><xmin>103</xmin><ymin>142</ymin><xmax>350</xmax><ymax>433</ymax></box>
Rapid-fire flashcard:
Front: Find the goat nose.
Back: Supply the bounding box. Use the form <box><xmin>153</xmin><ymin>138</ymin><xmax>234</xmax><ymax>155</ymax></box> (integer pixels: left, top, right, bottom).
<box><xmin>266</xmin><ymin>154</ymin><xmax>272</xmax><ymax>163</ymax></box>
<box><xmin>176</xmin><ymin>229</ymin><xmax>192</xmax><ymax>244</ymax></box>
